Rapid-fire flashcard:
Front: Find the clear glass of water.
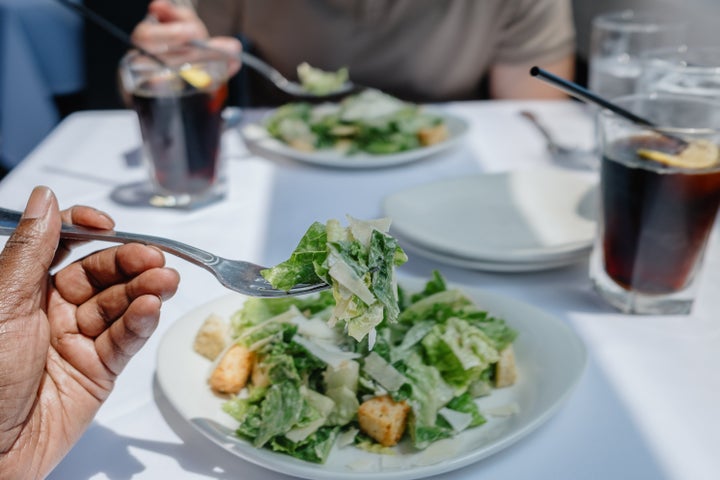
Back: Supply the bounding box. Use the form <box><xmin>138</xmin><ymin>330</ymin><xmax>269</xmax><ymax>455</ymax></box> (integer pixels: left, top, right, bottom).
<box><xmin>637</xmin><ymin>46</ymin><xmax>720</xmax><ymax>99</ymax></box>
<box><xmin>589</xmin><ymin>10</ymin><xmax>686</xmax><ymax>100</ymax></box>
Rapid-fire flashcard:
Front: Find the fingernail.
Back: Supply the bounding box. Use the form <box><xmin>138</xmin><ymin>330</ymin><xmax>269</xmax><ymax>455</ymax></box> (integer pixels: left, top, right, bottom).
<box><xmin>22</xmin><ymin>187</ymin><xmax>53</xmax><ymax>220</ymax></box>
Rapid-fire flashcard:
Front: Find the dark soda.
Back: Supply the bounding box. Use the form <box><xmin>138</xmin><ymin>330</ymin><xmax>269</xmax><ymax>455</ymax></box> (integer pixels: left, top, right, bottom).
<box><xmin>132</xmin><ymin>79</ymin><xmax>228</xmax><ymax>195</ymax></box>
<box><xmin>601</xmin><ymin>135</ymin><xmax>720</xmax><ymax>294</ymax></box>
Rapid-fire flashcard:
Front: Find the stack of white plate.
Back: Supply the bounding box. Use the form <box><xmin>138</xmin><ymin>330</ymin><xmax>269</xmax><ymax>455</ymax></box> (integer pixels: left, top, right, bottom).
<box><xmin>382</xmin><ymin>168</ymin><xmax>598</xmax><ymax>272</ymax></box>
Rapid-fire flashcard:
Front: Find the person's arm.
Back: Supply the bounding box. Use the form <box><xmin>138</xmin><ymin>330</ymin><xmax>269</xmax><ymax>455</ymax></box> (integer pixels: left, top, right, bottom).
<box><xmin>487</xmin><ymin>0</ymin><xmax>576</xmax><ymax>100</ymax></box>
<box><xmin>489</xmin><ymin>54</ymin><xmax>575</xmax><ymax>99</ymax></box>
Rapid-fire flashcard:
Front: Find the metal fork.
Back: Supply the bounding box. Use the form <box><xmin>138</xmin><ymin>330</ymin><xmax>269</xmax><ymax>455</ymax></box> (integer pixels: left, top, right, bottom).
<box><xmin>0</xmin><ymin>207</ymin><xmax>328</xmax><ymax>298</ymax></box>
<box><xmin>519</xmin><ymin>110</ymin><xmax>598</xmax><ymax>170</ymax></box>
<box><xmin>189</xmin><ymin>40</ymin><xmax>357</xmax><ymax>98</ymax></box>
<box><xmin>166</xmin><ymin>0</ymin><xmax>356</xmax><ymax>98</ymax></box>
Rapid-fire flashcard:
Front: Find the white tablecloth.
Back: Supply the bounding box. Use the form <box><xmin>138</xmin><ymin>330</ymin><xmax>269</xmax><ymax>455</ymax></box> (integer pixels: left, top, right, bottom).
<box><xmin>1</xmin><ymin>100</ymin><xmax>717</xmax><ymax>480</ymax></box>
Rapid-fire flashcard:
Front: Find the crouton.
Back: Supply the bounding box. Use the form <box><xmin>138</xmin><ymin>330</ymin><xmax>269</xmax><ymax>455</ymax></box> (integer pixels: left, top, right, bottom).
<box><xmin>495</xmin><ymin>345</ymin><xmax>517</xmax><ymax>388</ymax></box>
<box><xmin>417</xmin><ymin>123</ymin><xmax>449</xmax><ymax>146</ymax></box>
<box><xmin>208</xmin><ymin>344</ymin><xmax>255</xmax><ymax>394</ymax></box>
<box><xmin>193</xmin><ymin>313</ymin><xmax>230</xmax><ymax>361</ymax></box>
<box><xmin>357</xmin><ymin>395</ymin><xmax>410</xmax><ymax>447</ymax></box>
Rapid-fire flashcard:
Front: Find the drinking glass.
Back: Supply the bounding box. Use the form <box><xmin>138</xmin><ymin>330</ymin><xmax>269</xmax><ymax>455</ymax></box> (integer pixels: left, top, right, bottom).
<box><xmin>637</xmin><ymin>46</ymin><xmax>720</xmax><ymax>99</ymax></box>
<box><xmin>589</xmin><ymin>10</ymin><xmax>686</xmax><ymax>100</ymax></box>
<box><xmin>590</xmin><ymin>93</ymin><xmax>720</xmax><ymax>314</ymax></box>
<box><xmin>120</xmin><ymin>45</ymin><xmax>230</xmax><ymax>209</ymax></box>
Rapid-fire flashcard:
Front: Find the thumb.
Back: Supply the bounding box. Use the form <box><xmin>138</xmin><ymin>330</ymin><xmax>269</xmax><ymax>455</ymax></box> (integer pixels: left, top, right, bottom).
<box><xmin>0</xmin><ymin>187</ymin><xmax>61</xmax><ymax>303</ymax></box>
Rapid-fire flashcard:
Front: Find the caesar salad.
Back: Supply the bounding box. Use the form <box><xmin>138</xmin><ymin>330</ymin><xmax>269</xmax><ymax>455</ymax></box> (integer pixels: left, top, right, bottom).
<box><xmin>191</xmin><ymin>218</ymin><xmax>518</xmax><ymax>464</ymax></box>
<box><xmin>264</xmin><ymin>89</ymin><xmax>450</xmax><ymax>156</ymax></box>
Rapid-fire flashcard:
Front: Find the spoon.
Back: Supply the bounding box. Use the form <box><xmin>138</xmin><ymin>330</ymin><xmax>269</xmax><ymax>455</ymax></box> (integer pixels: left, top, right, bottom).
<box><xmin>55</xmin><ymin>0</ymin><xmax>208</xmax><ymax>90</ymax></box>
<box><xmin>519</xmin><ymin>110</ymin><xmax>598</xmax><ymax>170</ymax></box>
<box><xmin>188</xmin><ymin>40</ymin><xmax>358</xmax><ymax>98</ymax></box>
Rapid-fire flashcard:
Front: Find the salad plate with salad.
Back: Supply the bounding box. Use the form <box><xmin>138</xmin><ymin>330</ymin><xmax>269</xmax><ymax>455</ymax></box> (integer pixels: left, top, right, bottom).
<box><xmin>241</xmin><ymin>89</ymin><xmax>469</xmax><ymax>168</ymax></box>
<box><xmin>156</xmin><ymin>218</ymin><xmax>586</xmax><ymax>479</ymax></box>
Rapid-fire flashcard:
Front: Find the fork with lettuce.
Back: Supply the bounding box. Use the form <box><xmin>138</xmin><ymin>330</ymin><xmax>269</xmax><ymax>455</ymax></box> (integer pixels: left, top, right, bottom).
<box><xmin>261</xmin><ymin>216</ymin><xmax>407</xmax><ymax>342</ymax></box>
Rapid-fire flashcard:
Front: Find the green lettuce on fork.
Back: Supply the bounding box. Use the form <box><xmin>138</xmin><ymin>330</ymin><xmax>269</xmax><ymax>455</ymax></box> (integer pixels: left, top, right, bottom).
<box><xmin>261</xmin><ymin>217</ymin><xmax>408</xmax><ymax>342</ymax></box>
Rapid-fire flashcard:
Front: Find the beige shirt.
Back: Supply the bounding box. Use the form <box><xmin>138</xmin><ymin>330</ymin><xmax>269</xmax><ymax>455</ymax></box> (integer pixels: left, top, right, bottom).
<box><xmin>198</xmin><ymin>0</ymin><xmax>575</xmax><ymax>103</ymax></box>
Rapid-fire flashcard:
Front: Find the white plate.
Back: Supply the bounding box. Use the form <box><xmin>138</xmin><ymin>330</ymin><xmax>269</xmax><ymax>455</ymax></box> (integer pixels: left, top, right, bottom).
<box><xmin>383</xmin><ymin>169</ymin><xmax>598</xmax><ymax>262</ymax></box>
<box><xmin>156</xmin><ymin>278</ymin><xmax>587</xmax><ymax>480</ymax></box>
<box><xmin>241</xmin><ymin>110</ymin><xmax>469</xmax><ymax>169</ymax></box>
<box><xmin>395</xmin><ymin>231</ymin><xmax>590</xmax><ymax>272</ymax></box>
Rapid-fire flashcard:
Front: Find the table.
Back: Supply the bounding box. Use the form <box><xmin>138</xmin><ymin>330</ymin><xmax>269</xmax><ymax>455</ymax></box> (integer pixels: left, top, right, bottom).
<box><xmin>0</xmin><ymin>0</ymin><xmax>84</xmax><ymax>169</ymax></box>
<box><xmin>1</xmin><ymin>100</ymin><xmax>717</xmax><ymax>480</ymax></box>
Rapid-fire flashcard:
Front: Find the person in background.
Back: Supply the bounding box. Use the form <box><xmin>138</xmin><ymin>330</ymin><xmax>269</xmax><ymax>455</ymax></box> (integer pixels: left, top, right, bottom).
<box><xmin>0</xmin><ymin>186</ymin><xmax>180</xmax><ymax>479</ymax></box>
<box><xmin>131</xmin><ymin>0</ymin><xmax>576</xmax><ymax>104</ymax></box>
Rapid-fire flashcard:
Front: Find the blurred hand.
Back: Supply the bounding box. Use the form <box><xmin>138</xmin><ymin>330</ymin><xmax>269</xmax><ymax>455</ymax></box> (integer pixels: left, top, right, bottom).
<box><xmin>132</xmin><ymin>0</ymin><xmax>242</xmax><ymax>75</ymax></box>
<box><xmin>132</xmin><ymin>0</ymin><xmax>209</xmax><ymax>51</ymax></box>
<box><xmin>0</xmin><ymin>187</ymin><xmax>180</xmax><ymax>479</ymax></box>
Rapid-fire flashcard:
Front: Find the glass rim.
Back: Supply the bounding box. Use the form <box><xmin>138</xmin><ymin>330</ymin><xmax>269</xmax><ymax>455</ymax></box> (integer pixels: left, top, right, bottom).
<box><xmin>120</xmin><ymin>44</ymin><xmax>229</xmax><ymax>71</ymax></box>
<box><xmin>599</xmin><ymin>92</ymin><xmax>720</xmax><ymax>136</ymax></box>
<box><xmin>591</xmin><ymin>9</ymin><xmax>686</xmax><ymax>33</ymax></box>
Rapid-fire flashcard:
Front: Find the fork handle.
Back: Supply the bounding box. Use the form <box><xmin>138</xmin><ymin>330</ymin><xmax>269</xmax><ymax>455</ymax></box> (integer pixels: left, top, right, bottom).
<box><xmin>0</xmin><ymin>207</ymin><xmax>219</xmax><ymax>267</ymax></box>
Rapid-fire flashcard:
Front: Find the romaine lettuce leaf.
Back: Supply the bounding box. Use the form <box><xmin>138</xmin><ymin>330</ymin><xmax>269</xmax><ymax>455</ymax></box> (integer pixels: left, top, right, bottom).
<box><xmin>445</xmin><ymin>392</ymin><xmax>486</xmax><ymax>428</ymax></box>
<box><xmin>269</xmin><ymin>426</ymin><xmax>340</xmax><ymax>463</ymax></box>
<box><xmin>261</xmin><ymin>222</ymin><xmax>328</xmax><ymax>291</ymax></box>
<box><xmin>421</xmin><ymin>317</ymin><xmax>500</xmax><ymax>393</ymax></box>
<box><xmin>262</xmin><ymin>217</ymin><xmax>406</xmax><ymax>342</ymax></box>
<box><xmin>254</xmin><ymin>382</ymin><xmax>305</xmax><ymax>447</ymax></box>
<box><xmin>232</xmin><ymin>290</ymin><xmax>335</xmax><ymax>333</ymax></box>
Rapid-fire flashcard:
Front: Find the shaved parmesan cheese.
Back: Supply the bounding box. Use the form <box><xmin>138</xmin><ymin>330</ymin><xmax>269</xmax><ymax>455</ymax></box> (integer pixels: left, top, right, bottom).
<box><xmin>439</xmin><ymin>407</ymin><xmax>473</xmax><ymax>433</ymax></box>
<box><xmin>347</xmin><ymin>215</ymin><xmax>392</xmax><ymax>247</ymax></box>
<box><xmin>363</xmin><ymin>351</ymin><xmax>407</xmax><ymax>392</ymax></box>
<box><xmin>328</xmin><ymin>261</ymin><xmax>374</xmax><ymax>305</ymax></box>
<box><xmin>292</xmin><ymin>335</ymin><xmax>360</xmax><ymax>368</ymax></box>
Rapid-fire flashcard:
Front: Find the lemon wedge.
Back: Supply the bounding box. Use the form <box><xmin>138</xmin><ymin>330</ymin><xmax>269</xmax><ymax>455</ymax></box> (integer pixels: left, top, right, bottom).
<box><xmin>637</xmin><ymin>139</ymin><xmax>719</xmax><ymax>169</ymax></box>
<box><xmin>179</xmin><ymin>65</ymin><xmax>213</xmax><ymax>89</ymax></box>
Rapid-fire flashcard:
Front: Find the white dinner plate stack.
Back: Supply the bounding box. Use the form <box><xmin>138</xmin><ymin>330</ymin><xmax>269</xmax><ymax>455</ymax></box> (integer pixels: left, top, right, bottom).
<box><xmin>382</xmin><ymin>168</ymin><xmax>598</xmax><ymax>272</ymax></box>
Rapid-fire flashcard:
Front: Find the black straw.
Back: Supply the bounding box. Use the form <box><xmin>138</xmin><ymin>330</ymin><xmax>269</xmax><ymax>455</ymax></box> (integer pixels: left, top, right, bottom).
<box><xmin>530</xmin><ymin>66</ymin><xmax>656</xmax><ymax>127</ymax></box>
<box><xmin>530</xmin><ymin>66</ymin><xmax>689</xmax><ymax>150</ymax></box>
<box><xmin>55</xmin><ymin>0</ymin><xmax>180</xmax><ymax>77</ymax></box>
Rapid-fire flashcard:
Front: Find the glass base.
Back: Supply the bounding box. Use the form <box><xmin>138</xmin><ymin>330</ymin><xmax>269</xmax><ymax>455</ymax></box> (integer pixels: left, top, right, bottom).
<box><xmin>589</xmin><ymin>248</ymin><xmax>695</xmax><ymax>315</ymax></box>
<box><xmin>110</xmin><ymin>180</ymin><xmax>226</xmax><ymax>210</ymax></box>
<box><xmin>591</xmin><ymin>277</ymin><xmax>693</xmax><ymax>315</ymax></box>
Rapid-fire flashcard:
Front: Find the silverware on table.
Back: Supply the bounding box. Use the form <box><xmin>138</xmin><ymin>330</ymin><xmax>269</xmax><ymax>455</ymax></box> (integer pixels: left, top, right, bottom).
<box><xmin>519</xmin><ymin>110</ymin><xmax>598</xmax><ymax>170</ymax></box>
<box><xmin>0</xmin><ymin>207</ymin><xmax>327</xmax><ymax>298</ymax></box>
